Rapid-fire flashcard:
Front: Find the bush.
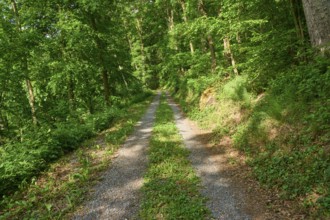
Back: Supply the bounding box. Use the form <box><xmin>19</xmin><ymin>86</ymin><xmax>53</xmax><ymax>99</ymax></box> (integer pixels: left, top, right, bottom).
<box><xmin>0</xmin><ymin>117</ymin><xmax>103</xmax><ymax>196</ymax></box>
<box><xmin>0</xmin><ymin>91</ymin><xmax>151</xmax><ymax>197</ymax></box>
<box><xmin>0</xmin><ymin>140</ymin><xmax>53</xmax><ymax>195</ymax></box>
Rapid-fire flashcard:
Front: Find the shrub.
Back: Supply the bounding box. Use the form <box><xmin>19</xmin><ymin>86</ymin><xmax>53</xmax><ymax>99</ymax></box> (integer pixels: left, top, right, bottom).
<box><xmin>0</xmin><ymin>91</ymin><xmax>151</xmax><ymax>197</ymax></box>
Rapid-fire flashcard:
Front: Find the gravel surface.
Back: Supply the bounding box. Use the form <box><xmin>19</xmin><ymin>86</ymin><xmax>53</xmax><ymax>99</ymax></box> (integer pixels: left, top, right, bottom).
<box><xmin>167</xmin><ymin>94</ymin><xmax>251</xmax><ymax>220</ymax></box>
<box><xmin>72</xmin><ymin>93</ymin><xmax>160</xmax><ymax>220</ymax></box>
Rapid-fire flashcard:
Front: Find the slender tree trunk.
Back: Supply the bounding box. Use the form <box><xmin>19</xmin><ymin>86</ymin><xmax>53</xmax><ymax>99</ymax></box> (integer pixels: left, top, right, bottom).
<box><xmin>136</xmin><ymin>18</ymin><xmax>147</xmax><ymax>84</ymax></box>
<box><xmin>102</xmin><ymin>69</ymin><xmax>110</xmax><ymax>106</ymax></box>
<box><xmin>168</xmin><ymin>9</ymin><xmax>175</xmax><ymax>31</ymax></box>
<box><xmin>290</xmin><ymin>0</ymin><xmax>305</xmax><ymax>41</ymax></box>
<box><xmin>223</xmin><ymin>37</ymin><xmax>239</xmax><ymax>75</ymax></box>
<box><xmin>125</xmin><ymin>31</ymin><xmax>140</xmax><ymax>74</ymax></box>
<box><xmin>189</xmin><ymin>41</ymin><xmax>195</xmax><ymax>54</ymax></box>
<box><xmin>67</xmin><ymin>72</ymin><xmax>75</xmax><ymax>110</ymax></box>
<box><xmin>0</xmin><ymin>111</ymin><xmax>9</xmax><ymax>132</ymax></box>
<box><xmin>198</xmin><ymin>0</ymin><xmax>217</xmax><ymax>71</ymax></box>
<box><xmin>87</xmin><ymin>96</ymin><xmax>94</xmax><ymax>114</ymax></box>
<box><xmin>297</xmin><ymin>1</ymin><xmax>305</xmax><ymax>41</ymax></box>
<box><xmin>180</xmin><ymin>0</ymin><xmax>195</xmax><ymax>54</ymax></box>
<box><xmin>0</xmin><ymin>94</ymin><xmax>9</xmax><ymax>131</ymax></box>
<box><xmin>236</xmin><ymin>32</ymin><xmax>242</xmax><ymax>44</ymax></box>
<box><xmin>167</xmin><ymin>9</ymin><xmax>179</xmax><ymax>51</ymax></box>
<box><xmin>302</xmin><ymin>0</ymin><xmax>330</xmax><ymax>51</ymax></box>
<box><xmin>11</xmin><ymin>0</ymin><xmax>38</xmax><ymax>125</ymax></box>
<box><xmin>60</xmin><ymin>29</ymin><xmax>76</xmax><ymax>110</ymax></box>
<box><xmin>90</xmin><ymin>16</ymin><xmax>111</xmax><ymax>106</ymax></box>
<box><xmin>25</xmin><ymin>79</ymin><xmax>37</xmax><ymax>124</ymax></box>
<box><xmin>207</xmin><ymin>35</ymin><xmax>217</xmax><ymax>71</ymax></box>
<box><xmin>121</xmin><ymin>72</ymin><xmax>129</xmax><ymax>90</ymax></box>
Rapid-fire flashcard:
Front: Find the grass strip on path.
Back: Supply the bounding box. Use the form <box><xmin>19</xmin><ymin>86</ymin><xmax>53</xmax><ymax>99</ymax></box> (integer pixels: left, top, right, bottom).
<box><xmin>140</xmin><ymin>95</ymin><xmax>210</xmax><ymax>219</ymax></box>
<box><xmin>0</xmin><ymin>96</ymin><xmax>154</xmax><ymax>220</ymax></box>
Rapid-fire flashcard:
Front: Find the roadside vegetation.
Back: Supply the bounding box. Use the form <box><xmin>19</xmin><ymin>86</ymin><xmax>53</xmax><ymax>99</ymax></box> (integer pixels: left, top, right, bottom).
<box><xmin>0</xmin><ymin>94</ymin><xmax>153</xmax><ymax>219</ymax></box>
<box><xmin>140</xmin><ymin>95</ymin><xmax>210</xmax><ymax>219</ymax></box>
<box><xmin>132</xmin><ymin>0</ymin><xmax>329</xmax><ymax>218</ymax></box>
<box><xmin>174</xmin><ymin>64</ymin><xmax>329</xmax><ymax>218</ymax></box>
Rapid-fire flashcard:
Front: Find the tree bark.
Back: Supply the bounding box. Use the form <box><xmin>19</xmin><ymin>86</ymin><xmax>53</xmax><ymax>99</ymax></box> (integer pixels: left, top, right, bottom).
<box><xmin>302</xmin><ymin>0</ymin><xmax>330</xmax><ymax>50</ymax></box>
<box><xmin>223</xmin><ymin>37</ymin><xmax>239</xmax><ymax>75</ymax></box>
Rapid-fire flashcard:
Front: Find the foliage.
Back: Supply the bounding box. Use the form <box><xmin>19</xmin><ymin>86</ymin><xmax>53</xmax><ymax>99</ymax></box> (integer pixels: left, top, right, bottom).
<box><xmin>0</xmin><ymin>91</ymin><xmax>153</xmax><ymax>197</ymax></box>
<box><xmin>0</xmin><ymin>0</ymin><xmax>153</xmax><ymax>199</ymax></box>
<box><xmin>1</xmin><ymin>0</ymin><xmax>329</xmax><ymax>218</ymax></box>
<box><xmin>131</xmin><ymin>0</ymin><xmax>329</xmax><ymax>216</ymax></box>
<box><xmin>0</xmin><ymin>95</ymin><xmax>153</xmax><ymax>219</ymax></box>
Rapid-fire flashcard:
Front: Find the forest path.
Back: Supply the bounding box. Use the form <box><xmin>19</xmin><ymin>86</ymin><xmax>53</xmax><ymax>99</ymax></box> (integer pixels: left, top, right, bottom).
<box><xmin>73</xmin><ymin>92</ymin><xmax>261</xmax><ymax>220</ymax></box>
<box><xmin>167</xmin><ymin>94</ymin><xmax>252</xmax><ymax>220</ymax></box>
<box><xmin>72</xmin><ymin>93</ymin><xmax>160</xmax><ymax>220</ymax></box>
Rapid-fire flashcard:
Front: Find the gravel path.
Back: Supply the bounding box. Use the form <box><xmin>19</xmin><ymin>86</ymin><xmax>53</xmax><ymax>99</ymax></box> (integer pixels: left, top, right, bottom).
<box><xmin>73</xmin><ymin>93</ymin><xmax>160</xmax><ymax>220</ymax></box>
<box><xmin>167</xmin><ymin>94</ymin><xmax>251</xmax><ymax>220</ymax></box>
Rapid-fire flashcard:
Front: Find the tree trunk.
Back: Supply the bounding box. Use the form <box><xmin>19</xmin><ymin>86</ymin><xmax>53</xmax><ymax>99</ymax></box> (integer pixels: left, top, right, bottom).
<box><xmin>302</xmin><ymin>0</ymin><xmax>330</xmax><ymax>50</ymax></box>
<box><xmin>180</xmin><ymin>0</ymin><xmax>195</xmax><ymax>54</ymax></box>
<box><xmin>136</xmin><ymin>18</ymin><xmax>147</xmax><ymax>84</ymax></box>
<box><xmin>168</xmin><ymin>8</ymin><xmax>175</xmax><ymax>31</ymax></box>
<box><xmin>25</xmin><ymin>79</ymin><xmax>37</xmax><ymax>125</ymax></box>
<box><xmin>167</xmin><ymin>9</ymin><xmax>179</xmax><ymax>51</ymax></box>
<box><xmin>102</xmin><ymin>69</ymin><xmax>110</xmax><ymax>106</ymax></box>
<box><xmin>0</xmin><ymin>94</ymin><xmax>9</xmax><ymax>131</ymax></box>
<box><xmin>89</xmin><ymin>15</ymin><xmax>111</xmax><ymax>106</ymax></box>
<box><xmin>207</xmin><ymin>35</ymin><xmax>217</xmax><ymax>71</ymax></box>
<box><xmin>290</xmin><ymin>0</ymin><xmax>305</xmax><ymax>41</ymax></box>
<box><xmin>223</xmin><ymin>37</ymin><xmax>239</xmax><ymax>75</ymax></box>
<box><xmin>67</xmin><ymin>72</ymin><xmax>75</xmax><ymax>110</ymax></box>
<box><xmin>198</xmin><ymin>0</ymin><xmax>217</xmax><ymax>71</ymax></box>
<box><xmin>121</xmin><ymin>72</ymin><xmax>129</xmax><ymax>90</ymax></box>
<box><xmin>11</xmin><ymin>0</ymin><xmax>38</xmax><ymax>125</ymax></box>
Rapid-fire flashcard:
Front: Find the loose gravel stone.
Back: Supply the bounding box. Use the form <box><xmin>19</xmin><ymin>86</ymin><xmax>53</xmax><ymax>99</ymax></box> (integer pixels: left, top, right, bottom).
<box><xmin>72</xmin><ymin>94</ymin><xmax>160</xmax><ymax>220</ymax></box>
<box><xmin>167</xmin><ymin>94</ymin><xmax>251</xmax><ymax>220</ymax></box>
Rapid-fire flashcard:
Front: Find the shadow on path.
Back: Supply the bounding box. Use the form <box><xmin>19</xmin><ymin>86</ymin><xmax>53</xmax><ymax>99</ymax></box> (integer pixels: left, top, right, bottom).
<box><xmin>72</xmin><ymin>93</ymin><xmax>160</xmax><ymax>220</ymax></box>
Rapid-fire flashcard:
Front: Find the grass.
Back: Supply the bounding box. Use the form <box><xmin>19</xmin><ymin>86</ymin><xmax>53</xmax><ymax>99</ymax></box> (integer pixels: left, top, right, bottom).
<box><xmin>140</xmin><ymin>95</ymin><xmax>210</xmax><ymax>219</ymax></box>
<box><xmin>172</xmin><ymin>74</ymin><xmax>330</xmax><ymax>218</ymax></box>
<box><xmin>0</xmin><ymin>95</ymin><xmax>154</xmax><ymax>220</ymax></box>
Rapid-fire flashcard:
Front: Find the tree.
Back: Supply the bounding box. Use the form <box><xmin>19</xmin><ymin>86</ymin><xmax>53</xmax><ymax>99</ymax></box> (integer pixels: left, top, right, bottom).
<box><xmin>10</xmin><ymin>0</ymin><xmax>38</xmax><ymax>125</ymax></box>
<box><xmin>302</xmin><ymin>0</ymin><xmax>330</xmax><ymax>50</ymax></box>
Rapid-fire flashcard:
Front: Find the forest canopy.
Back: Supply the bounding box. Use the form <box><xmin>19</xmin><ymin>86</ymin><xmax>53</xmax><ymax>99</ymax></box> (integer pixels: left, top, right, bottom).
<box><xmin>0</xmin><ymin>0</ymin><xmax>329</xmax><ymax>218</ymax></box>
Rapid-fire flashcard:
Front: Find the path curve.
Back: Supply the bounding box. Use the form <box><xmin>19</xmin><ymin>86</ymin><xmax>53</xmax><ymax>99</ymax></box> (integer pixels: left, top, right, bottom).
<box><xmin>167</xmin><ymin>94</ymin><xmax>251</xmax><ymax>220</ymax></box>
<box><xmin>73</xmin><ymin>93</ymin><xmax>160</xmax><ymax>220</ymax></box>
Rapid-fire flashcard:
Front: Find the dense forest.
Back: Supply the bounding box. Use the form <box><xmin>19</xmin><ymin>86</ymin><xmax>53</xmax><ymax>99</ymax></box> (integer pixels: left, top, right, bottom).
<box><xmin>0</xmin><ymin>0</ymin><xmax>329</xmax><ymax>218</ymax></box>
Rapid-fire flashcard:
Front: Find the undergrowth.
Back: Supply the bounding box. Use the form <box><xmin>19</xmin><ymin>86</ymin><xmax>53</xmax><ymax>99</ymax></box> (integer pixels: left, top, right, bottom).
<box><xmin>170</xmin><ymin>56</ymin><xmax>330</xmax><ymax>218</ymax></box>
<box><xmin>0</xmin><ymin>93</ymin><xmax>153</xmax><ymax>219</ymax></box>
<box><xmin>0</xmin><ymin>91</ymin><xmax>153</xmax><ymax>197</ymax></box>
<box><xmin>140</xmin><ymin>95</ymin><xmax>210</xmax><ymax>219</ymax></box>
